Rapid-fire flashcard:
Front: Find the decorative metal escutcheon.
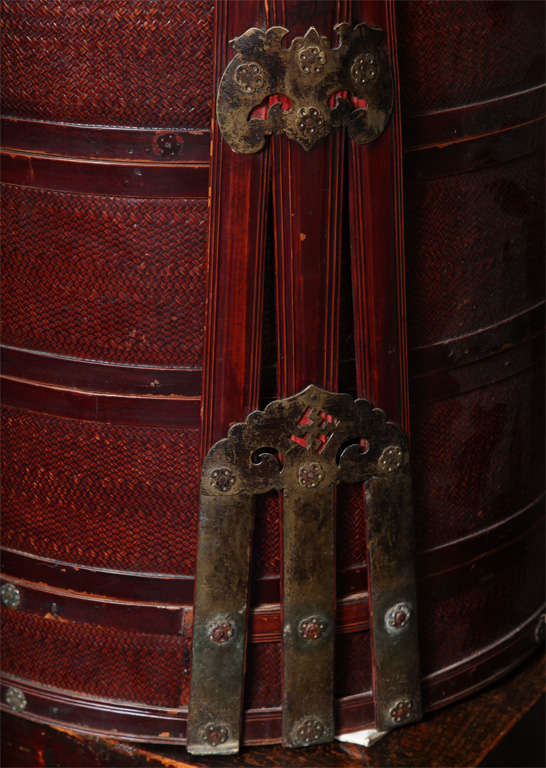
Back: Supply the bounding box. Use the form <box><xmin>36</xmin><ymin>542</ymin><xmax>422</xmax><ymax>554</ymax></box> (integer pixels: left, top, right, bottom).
<box><xmin>187</xmin><ymin>385</ymin><xmax>421</xmax><ymax>755</ymax></box>
<box><xmin>216</xmin><ymin>24</ymin><xmax>393</xmax><ymax>153</ymax></box>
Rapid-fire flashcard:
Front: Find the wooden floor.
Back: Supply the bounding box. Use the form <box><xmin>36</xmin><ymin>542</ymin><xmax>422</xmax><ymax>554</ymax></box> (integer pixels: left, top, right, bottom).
<box><xmin>2</xmin><ymin>652</ymin><xmax>544</xmax><ymax>768</ymax></box>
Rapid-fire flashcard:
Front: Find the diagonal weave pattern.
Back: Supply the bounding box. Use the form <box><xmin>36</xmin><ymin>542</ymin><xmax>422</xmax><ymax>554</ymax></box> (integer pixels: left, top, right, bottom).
<box><xmin>337</xmin><ymin>484</ymin><xmax>366</xmax><ymax>570</ymax></box>
<box><xmin>243</xmin><ymin>631</ymin><xmax>372</xmax><ymax>710</ymax></box>
<box><xmin>1</xmin><ymin>608</ymin><xmax>189</xmax><ymax>707</ymax></box>
<box><xmin>252</xmin><ymin>491</ymin><xmax>281</xmax><ymax>578</ymax></box>
<box><xmin>418</xmin><ymin>528</ymin><xmax>544</xmax><ymax>676</ymax></box>
<box><xmin>2</xmin><ymin>406</ymin><xmax>200</xmax><ymax>574</ymax></box>
<box><xmin>335</xmin><ymin>630</ymin><xmax>372</xmax><ymax>698</ymax></box>
<box><xmin>251</xmin><ymin>488</ymin><xmax>367</xmax><ymax>579</ymax></box>
<box><xmin>1</xmin><ymin>186</ymin><xmax>208</xmax><ymax>366</ymax></box>
<box><xmin>405</xmin><ymin>153</ymin><xmax>544</xmax><ymax>349</ymax></box>
<box><xmin>1</xmin><ymin>0</ymin><xmax>214</xmax><ymax>128</ymax></box>
<box><xmin>245</xmin><ymin>642</ymin><xmax>282</xmax><ymax>709</ymax></box>
<box><xmin>411</xmin><ymin>368</ymin><xmax>545</xmax><ymax>552</ymax></box>
<box><xmin>397</xmin><ymin>1</ymin><xmax>545</xmax><ymax>113</ymax></box>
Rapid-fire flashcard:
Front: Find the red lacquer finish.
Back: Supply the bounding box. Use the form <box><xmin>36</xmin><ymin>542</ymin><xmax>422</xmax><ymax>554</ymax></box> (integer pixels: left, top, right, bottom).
<box><xmin>1</xmin><ymin>0</ymin><xmax>544</xmax><ymax>750</ymax></box>
<box><xmin>349</xmin><ymin>0</ymin><xmax>409</xmax><ymax>428</ymax></box>
<box><xmin>1</xmin><ymin>0</ymin><xmax>215</xmax><ymax>128</ymax></box>
<box><xmin>269</xmin><ymin>1</ymin><xmax>347</xmax><ymax>397</ymax></box>
<box><xmin>200</xmin><ymin>0</ymin><xmax>270</xmax><ymax>451</ymax></box>
<box><xmin>0</xmin><ymin>118</ymin><xmax>211</xmax><ymax>163</ymax></box>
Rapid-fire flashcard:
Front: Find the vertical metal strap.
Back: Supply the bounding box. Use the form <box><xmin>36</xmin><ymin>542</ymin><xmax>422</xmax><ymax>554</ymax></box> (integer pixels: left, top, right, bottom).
<box><xmin>186</xmin><ymin>493</ymin><xmax>254</xmax><ymax>754</ymax></box>
<box><xmin>367</xmin><ymin>471</ymin><xmax>422</xmax><ymax>730</ymax></box>
<box><xmin>187</xmin><ymin>385</ymin><xmax>422</xmax><ymax>754</ymax></box>
<box><xmin>265</xmin><ymin>1</ymin><xmax>347</xmax><ymax>747</ymax></box>
<box><xmin>282</xmin><ymin>486</ymin><xmax>335</xmax><ymax>747</ymax></box>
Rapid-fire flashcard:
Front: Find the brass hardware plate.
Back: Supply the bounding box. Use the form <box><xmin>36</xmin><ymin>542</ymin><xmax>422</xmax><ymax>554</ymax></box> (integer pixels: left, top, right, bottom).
<box><xmin>216</xmin><ymin>24</ymin><xmax>393</xmax><ymax>153</ymax></box>
<box><xmin>187</xmin><ymin>385</ymin><xmax>421</xmax><ymax>754</ymax></box>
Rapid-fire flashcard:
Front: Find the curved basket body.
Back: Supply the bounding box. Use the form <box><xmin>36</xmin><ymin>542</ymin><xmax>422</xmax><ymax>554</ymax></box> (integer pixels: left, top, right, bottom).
<box><xmin>1</xmin><ymin>0</ymin><xmax>544</xmax><ymax>745</ymax></box>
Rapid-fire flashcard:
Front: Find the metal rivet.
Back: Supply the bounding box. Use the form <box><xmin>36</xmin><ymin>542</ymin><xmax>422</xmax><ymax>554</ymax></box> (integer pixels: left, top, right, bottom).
<box><xmin>385</xmin><ymin>602</ymin><xmax>411</xmax><ymax>633</ymax></box>
<box><xmin>296</xmin><ymin>107</ymin><xmax>325</xmax><ymax>142</ymax></box>
<box><xmin>210</xmin><ymin>468</ymin><xmax>236</xmax><ymax>492</ymax></box>
<box><xmin>378</xmin><ymin>444</ymin><xmax>403</xmax><ymax>473</ymax></box>
<box><xmin>234</xmin><ymin>61</ymin><xmax>265</xmax><ymax>94</ymax></box>
<box><xmin>351</xmin><ymin>52</ymin><xmax>377</xmax><ymax>87</ymax></box>
<box><xmin>156</xmin><ymin>133</ymin><xmax>181</xmax><ymax>158</ymax></box>
<box><xmin>298</xmin><ymin>45</ymin><xmax>325</xmax><ymax>75</ymax></box>
<box><xmin>298</xmin><ymin>616</ymin><xmax>328</xmax><ymax>641</ymax></box>
<box><xmin>1</xmin><ymin>583</ymin><xmax>21</xmax><ymax>608</ymax></box>
<box><xmin>294</xmin><ymin>716</ymin><xmax>325</xmax><ymax>745</ymax></box>
<box><xmin>5</xmin><ymin>687</ymin><xmax>27</xmax><ymax>713</ymax></box>
<box><xmin>203</xmin><ymin>723</ymin><xmax>228</xmax><ymax>746</ymax></box>
<box><xmin>298</xmin><ymin>461</ymin><xmax>324</xmax><ymax>488</ymax></box>
<box><xmin>209</xmin><ymin>621</ymin><xmax>234</xmax><ymax>645</ymax></box>
<box><xmin>390</xmin><ymin>699</ymin><xmax>413</xmax><ymax>724</ymax></box>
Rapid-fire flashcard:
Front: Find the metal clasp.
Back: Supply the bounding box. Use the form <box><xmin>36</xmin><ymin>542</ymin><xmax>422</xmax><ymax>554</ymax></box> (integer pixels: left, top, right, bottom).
<box><xmin>216</xmin><ymin>24</ymin><xmax>393</xmax><ymax>153</ymax></box>
<box><xmin>187</xmin><ymin>385</ymin><xmax>421</xmax><ymax>754</ymax></box>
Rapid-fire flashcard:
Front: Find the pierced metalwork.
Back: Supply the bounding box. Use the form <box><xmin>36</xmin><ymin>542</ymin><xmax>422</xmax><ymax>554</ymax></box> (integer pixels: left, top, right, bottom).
<box><xmin>188</xmin><ymin>385</ymin><xmax>421</xmax><ymax>755</ymax></box>
<box><xmin>1</xmin><ymin>582</ymin><xmax>21</xmax><ymax>608</ymax></box>
<box><xmin>216</xmin><ymin>24</ymin><xmax>393</xmax><ymax>153</ymax></box>
<box><xmin>4</xmin><ymin>687</ymin><xmax>27</xmax><ymax>713</ymax></box>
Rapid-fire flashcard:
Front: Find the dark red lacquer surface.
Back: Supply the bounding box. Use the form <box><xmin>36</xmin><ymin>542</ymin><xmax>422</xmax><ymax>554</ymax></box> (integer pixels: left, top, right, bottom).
<box><xmin>1</xmin><ymin>0</ymin><xmax>544</xmax><ymax>748</ymax></box>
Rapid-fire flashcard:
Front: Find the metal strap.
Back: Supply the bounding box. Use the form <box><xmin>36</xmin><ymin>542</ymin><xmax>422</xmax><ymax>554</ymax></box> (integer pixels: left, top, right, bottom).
<box><xmin>187</xmin><ymin>385</ymin><xmax>421</xmax><ymax>754</ymax></box>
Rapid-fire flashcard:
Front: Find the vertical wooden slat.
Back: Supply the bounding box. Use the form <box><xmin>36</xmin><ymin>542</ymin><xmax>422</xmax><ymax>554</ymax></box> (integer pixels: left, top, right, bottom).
<box><xmin>201</xmin><ymin>0</ymin><xmax>270</xmax><ymax>454</ymax></box>
<box><xmin>348</xmin><ymin>0</ymin><xmax>409</xmax><ymax>431</ymax></box>
<box><xmin>269</xmin><ymin>2</ymin><xmax>348</xmax><ymax>398</ymax></box>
